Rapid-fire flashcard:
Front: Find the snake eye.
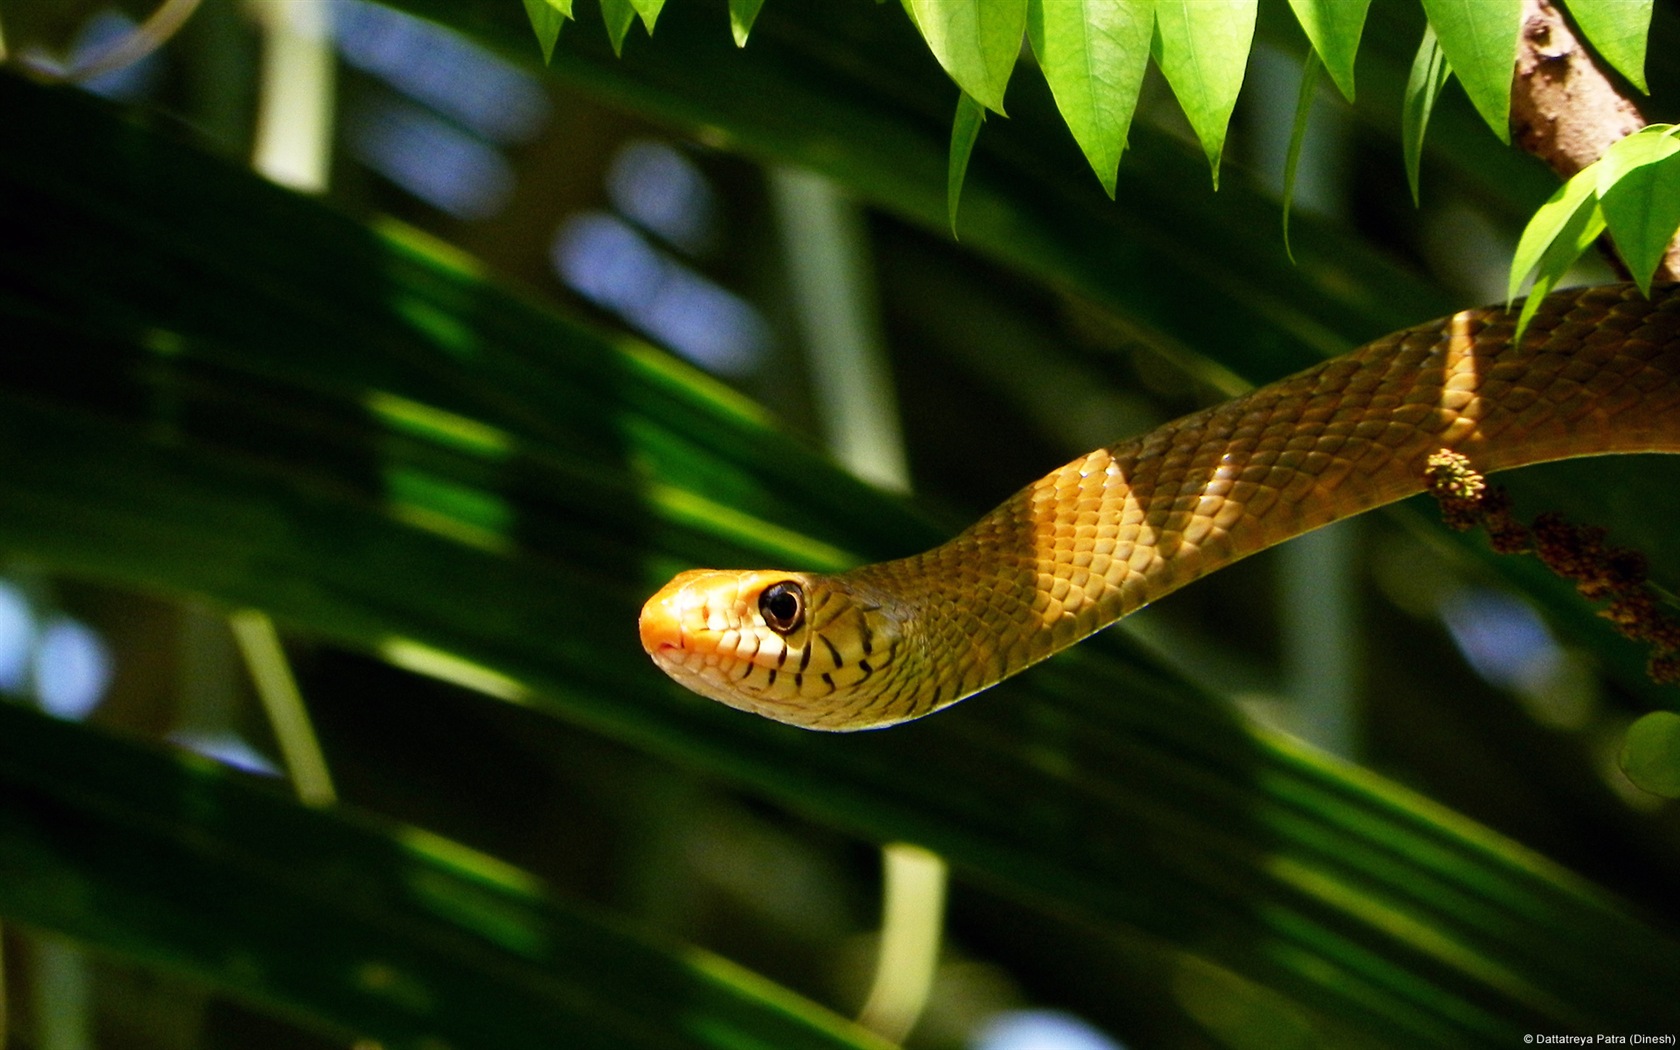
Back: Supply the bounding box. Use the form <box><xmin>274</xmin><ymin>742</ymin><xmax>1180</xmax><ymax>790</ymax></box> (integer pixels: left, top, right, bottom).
<box><xmin>758</xmin><ymin>581</ymin><xmax>805</xmax><ymax>635</ymax></box>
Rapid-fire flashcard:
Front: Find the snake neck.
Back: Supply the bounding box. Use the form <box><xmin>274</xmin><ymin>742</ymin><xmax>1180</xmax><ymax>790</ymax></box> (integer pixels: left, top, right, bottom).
<box><xmin>844</xmin><ymin>283</ymin><xmax>1680</xmax><ymax>720</ymax></box>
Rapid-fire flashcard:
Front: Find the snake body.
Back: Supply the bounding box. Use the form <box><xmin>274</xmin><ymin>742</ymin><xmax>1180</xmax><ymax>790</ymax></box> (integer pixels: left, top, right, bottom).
<box><xmin>640</xmin><ymin>284</ymin><xmax>1680</xmax><ymax>730</ymax></box>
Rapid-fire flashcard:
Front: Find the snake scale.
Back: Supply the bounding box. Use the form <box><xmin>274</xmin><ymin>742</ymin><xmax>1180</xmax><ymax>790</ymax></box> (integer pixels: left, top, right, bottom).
<box><xmin>640</xmin><ymin>283</ymin><xmax>1680</xmax><ymax>730</ymax></box>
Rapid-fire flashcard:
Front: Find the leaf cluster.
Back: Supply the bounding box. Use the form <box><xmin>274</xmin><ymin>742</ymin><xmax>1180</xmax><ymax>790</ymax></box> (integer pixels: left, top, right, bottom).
<box><xmin>524</xmin><ymin>0</ymin><xmax>1654</xmax><ymax>218</ymax></box>
<box><xmin>1509</xmin><ymin>124</ymin><xmax>1680</xmax><ymax>341</ymax></box>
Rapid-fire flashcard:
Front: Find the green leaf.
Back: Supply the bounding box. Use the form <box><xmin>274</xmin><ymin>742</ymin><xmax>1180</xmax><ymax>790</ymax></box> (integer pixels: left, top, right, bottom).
<box><xmin>730</xmin><ymin>0</ymin><xmax>768</xmax><ymax>47</ymax></box>
<box><xmin>1152</xmin><ymin>0</ymin><xmax>1258</xmax><ymax>188</ymax></box>
<box><xmin>1621</xmin><ymin>711</ymin><xmax>1680</xmax><ymax>797</ymax></box>
<box><xmin>1026</xmin><ymin>0</ymin><xmax>1155</xmax><ymax>199</ymax></box>
<box><xmin>1402</xmin><ymin>24</ymin><xmax>1453</xmax><ymax>205</ymax></box>
<box><xmin>1562</xmin><ymin>0</ymin><xmax>1652</xmax><ymax>93</ymax></box>
<box><xmin>1281</xmin><ymin>51</ymin><xmax>1324</xmax><ymax>263</ymax></box>
<box><xmin>1418</xmin><ymin>0</ymin><xmax>1522</xmax><ymax>143</ymax></box>
<box><xmin>522</xmin><ymin>0</ymin><xmax>568</xmax><ymax>63</ymax></box>
<box><xmin>948</xmin><ymin>90</ymin><xmax>986</xmax><ymax>235</ymax></box>
<box><xmin>1507</xmin><ymin>164</ymin><xmax>1603</xmax><ymax>304</ymax></box>
<box><xmin>1286</xmin><ymin>0</ymin><xmax>1370</xmax><ymax>101</ymax></box>
<box><xmin>627</xmin><ymin>0</ymin><xmax>664</xmax><ymax>33</ymax></box>
<box><xmin>905</xmin><ymin>0</ymin><xmax>1027</xmax><ymax>115</ymax></box>
<box><xmin>599</xmin><ymin>0</ymin><xmax>638</xmax><ymax>55</ymax></box>
<box><xmin>0</xmin><ymin>703</ymin><xmax>892</xmax><ymax>1050</ymax></box>
<box><xmin>1594</xmin><ymin>124</ymin><xmax>1680</xmax><ymax>293</ymax></box>
<box><xmin>1509</xmin><ymin>177</ymin><xmax>1607</xmax><ymax>344</ymax></box>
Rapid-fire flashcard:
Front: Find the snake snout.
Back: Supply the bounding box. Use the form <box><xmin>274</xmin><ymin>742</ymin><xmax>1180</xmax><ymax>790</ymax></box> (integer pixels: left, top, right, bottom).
<box><xmin>637</xmin><ymin>600</ymin><xmax>682</xmax><ymax>656</ymax></box>
<box><xmin>639</xmin><ymin>567</ymin><xmax>746</xmax><ymax>662</ymax></box>
<box><xmin>638</xmin><ymin>579</ymin><xmax>701</xmax><ymax>658</ymax></box>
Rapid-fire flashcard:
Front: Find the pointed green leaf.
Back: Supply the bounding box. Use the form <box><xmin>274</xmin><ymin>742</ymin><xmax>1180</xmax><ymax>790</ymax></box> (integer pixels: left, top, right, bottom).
<box><xmin>1026</xmin><ymin>0</ymin><xmax>1155</xmax><ymax>198</ymax></box>
<box><xmin>1621</xmin><ymin>711</ymin><xmax>1680</xmax><ymax>798</ymax></box>
<box><xmin>1594</xmin><ymin>123</ymin><xmax>1680</xmax><ymax>192</ymax></box>
<box><xmin>1402</xmin><ymin>24</ymin><xmax>1453</xmax><ymax>205</ymax></box>
<box><xmin>907</xmin><ymin>0</ymin><xmax>1028</xmax><ymax>115</ymax></box>
<box><xmin>1152</xmin><ymin>0</ymin><xmax>1258</xmax><ymax>188</ymax></box>
<box><xmin>1594</xmin><ymin>124</ymin><xmax>1680</xmax><ymax>293</ymax></box>
<box><xmin>1508</xmin><ymin>163</ymin><xmax>1602</xmax><ymax>303</ymax></box>
<box><xmin>730</xmin><ymin>0</ymin><xmax>768</xmax><ymax>47</ymax></box>
<box><xmin>1561</xmin><ymin>0</ymin><xmax>1651</xmax><ymax>93</ymax></box>
<box><xmin>1418</xmin><ymin>0</ymin><xmax>1522</xmax><ymax>143</ymax></box>
<box><xmin>627</xmin><ymin>0</ymin><xmax>664</xmax><ymax>34</ymax></box>
<box><xmin>1286</xmin><ymin>0</ymin><xmax>1370</xmax><ymax>101</ymax></box>
<box><xmin>522</xmin><ymin>0</ymin><xmax>567</xmax><ymax>64</ymax></box>
<box><xmin>1281</xmin><ymin>52</ymin><xmax>1324</xmax><ymax>263</ymax></box>
<box><xmin>1511</xmin><ymin>181</ymin><xmax>1607</xmax><ymax>345</ymax></box>
<box><xmin>948</xmin><ymin>90</ymin><xmax>986</xmax><ymax>236</ymax></box>
<box><xmin>600</xmin><ymin>0</ymin><xmax>638</xmax><ymax>55</ymax></box>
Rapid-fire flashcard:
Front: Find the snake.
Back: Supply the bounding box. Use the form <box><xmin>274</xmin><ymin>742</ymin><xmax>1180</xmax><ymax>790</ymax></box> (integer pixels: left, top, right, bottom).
<box><xmin>640</xmin><ymin>283</ymin><xmax>1680</xmax><ymax>731</ymax></box>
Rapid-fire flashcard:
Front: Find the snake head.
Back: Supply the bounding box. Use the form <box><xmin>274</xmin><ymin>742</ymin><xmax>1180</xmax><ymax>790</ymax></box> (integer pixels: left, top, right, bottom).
<box><xmin>638</xmin><ymin>568</ymin><xmax>903</xmax><ymax>730</ymax></box>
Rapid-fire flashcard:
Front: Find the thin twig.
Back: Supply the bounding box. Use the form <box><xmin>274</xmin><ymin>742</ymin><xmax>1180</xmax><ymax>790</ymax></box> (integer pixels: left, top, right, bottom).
<box><xmin>16</xmin><ymin>0</ymin><xmax>202</xmax><ymax>83</ymax></box>
<box><xmin>1425</xmin><ymin>450</ymin><xmax>1680</xmax><ymax>684</ymax></box>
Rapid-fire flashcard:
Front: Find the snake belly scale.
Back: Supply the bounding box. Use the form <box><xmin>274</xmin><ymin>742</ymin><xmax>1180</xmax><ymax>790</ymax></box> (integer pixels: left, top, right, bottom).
<box><xmin>640</xmin><ymin>284</ymin><xmax>1680</xmax><ymax>731</ymax></box>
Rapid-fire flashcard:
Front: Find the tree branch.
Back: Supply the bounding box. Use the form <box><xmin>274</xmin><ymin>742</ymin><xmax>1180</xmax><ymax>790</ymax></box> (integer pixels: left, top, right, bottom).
<box><xmin>1510</xmin><ymin>0</ymin><xmax>1680</xmax><ymax>281</ymax></box>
